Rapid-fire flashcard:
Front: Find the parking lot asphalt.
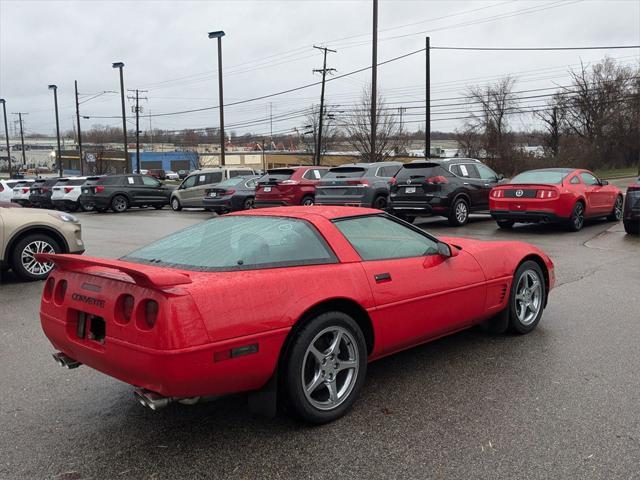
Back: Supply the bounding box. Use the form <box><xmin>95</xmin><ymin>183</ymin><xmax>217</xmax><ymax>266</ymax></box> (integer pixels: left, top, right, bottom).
<box><xmin>1</xmin><ymin>207</ymin><xmax>639</xmax><ymax>480</ymax></box>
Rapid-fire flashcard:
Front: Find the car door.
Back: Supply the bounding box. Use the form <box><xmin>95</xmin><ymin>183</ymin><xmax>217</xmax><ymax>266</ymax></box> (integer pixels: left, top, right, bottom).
<box><xmin>177</xmin><ymin>174</ymin><xmax>197</xmax><ymax>206</ymax></box>
<box><xmin>333</xmin><ymin>215</ymin><xmax>486</xmax><ymax>356</ymax></box>
<box><xmin>475</xmin><ymin>164</ymin><xmax>501</xmax><ymax>209</ymax></box>
<box><xmin>580</xmin><ymin>172</ymin><xmax>608</xmax><ymax>214</ymax></box>
<box><xmin>140</xmin><ymin>175</ymin><xmax>166</xmax><ymax>203</ymax></box>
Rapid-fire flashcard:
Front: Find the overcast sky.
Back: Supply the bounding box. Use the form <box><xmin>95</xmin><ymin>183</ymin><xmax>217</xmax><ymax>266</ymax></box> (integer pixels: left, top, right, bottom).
<box><xmin>1</xmin><ymin>0</ymin><xmax>638</xmax><ymax>139</ymax></box>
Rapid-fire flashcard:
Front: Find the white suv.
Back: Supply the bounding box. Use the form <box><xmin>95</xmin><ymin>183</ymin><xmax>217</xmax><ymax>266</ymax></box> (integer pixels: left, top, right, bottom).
<box><xmin>51</xmin><ymin>177</ymin><xmax>91</xmax><ymax>212</ymax></box>
<box><xmin>11</xmin><ymin>179</ymin><xmax>36</xmax><ymax>206</ymax></box>
<box><xmin>1</xmin><ymin>179</ymin><xmax>31</xmax><ymax>203</ymax></box>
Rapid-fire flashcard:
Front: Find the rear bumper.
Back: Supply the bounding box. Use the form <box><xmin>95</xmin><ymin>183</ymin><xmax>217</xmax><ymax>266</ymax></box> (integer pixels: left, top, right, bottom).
<box><xmin>254</xmin><ymin>200</ymin><xmax>288</xmax><ymax>208</ymax></box>
<box><xmin>79</xmin><ymin>195</ymin><xmax>111</xmax><ymax>209</ymax></box>
<box><xmin>202</xmin><ymin>197</ymin><xmax>239</xmax><ymax>211</ymax></box>
<box><xmin>41</xmin><ymin>311</ymin><xmax>288</xmax><ymax>398</ymax></box>
<box><xmin>388</xmin><ymin>197</ymin><xmax>450</xmax><ymax>216</ymax></box>
<box><xmin>30</xmin><ymin>195</ymin><xmax>53</xmax><ymax>208</ymax></box>
<box><xmin>52</xmin><ymin>199</ymin><xmax>79</xmax><ymax>210</ymax></box>
<box><xmin>491</xmin><ymin>210</ymin><xmax>564</xmax><ymax>223</ymax></box>
<box><xmin>11</xmin><ymin>198</ymin><xmax>31</xmax><ymax>206</ymax></box>
<box><xmin>316</xmin><ymin>195</ymin><xmax>371</xmax><ymax>207</ymax></box>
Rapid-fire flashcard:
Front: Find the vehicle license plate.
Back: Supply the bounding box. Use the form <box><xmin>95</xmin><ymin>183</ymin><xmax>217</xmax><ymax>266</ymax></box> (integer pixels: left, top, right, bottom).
<box><xmin>405</xmin><ymin>187</ymin><xmax>416</xmax><ymax>194</ymax></box>
<box><xmin>209</xmin><ymin>192</ymin><xmax>217</xmax><ymax>197</ymax></box>
<box><xmin>264</xmin><ymin>186</ymin><xmax>272</xmax><ymax>192</ymax></box>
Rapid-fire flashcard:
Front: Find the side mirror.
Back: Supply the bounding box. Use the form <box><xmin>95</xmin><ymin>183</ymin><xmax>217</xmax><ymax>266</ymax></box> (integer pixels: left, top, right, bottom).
<box><xmin>496</xmin><ymin>173</ymin><xmax>504</xmax><ymax>181</ymax></box>
<box><xmin>437</xmin><ymin>242</ymin><xmax>459</xmax><ymax>258</ymax></box>
<box><xmin>601</xmin><ymin>180</ymin><xmax>609</xmax><ymax>186</ymax></box>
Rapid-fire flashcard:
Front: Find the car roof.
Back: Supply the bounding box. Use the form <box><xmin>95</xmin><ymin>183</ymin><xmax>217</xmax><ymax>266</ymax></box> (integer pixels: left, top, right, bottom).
<box><xmin>230</xmin><ymin>205</ymin><xmax>380</xmax><ymax>220</ymax></box>
<box><xmin>517</xmin><ymin>168</ymin><xmax>576</xmax><ymax>174</ymax></box>
<box><xmin>330</xmin><ymin>161</ymin><xmax>401</xmax><ymax>169</ymax></box>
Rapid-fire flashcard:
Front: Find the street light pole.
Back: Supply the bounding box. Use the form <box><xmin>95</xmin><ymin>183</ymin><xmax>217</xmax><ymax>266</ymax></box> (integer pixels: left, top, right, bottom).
<box><xmin>112</xmin><ymin>62</ymin><xmax>129</xmax><ymax>172</ymax></box>
<box><xmin>425</xmin><ymin>36</ymin><xmax>431</xmax><ymax>159</ymax></box>
<box><xmin>0</xmin><ymin>99</ymin><xmax>11</xmax><ymax>179</ymax></box>
<box><xmin>208</xmin><ymin>30</ymin><xmax>226</xmax><ymax>166</ymax></box>
<box><xmin>370</xmin><ymin>0</ymin><xmax>378</xmax><ymax>162</ymax></box>
<box><xmin>48</xmin><ymin>85</ymin><xmax>63</xmax><ymax>177</ymax></box>
<box><xmin>74</xmin><ymin>81</ymin><xmax>84</xmax><ymax>175</ymax></box>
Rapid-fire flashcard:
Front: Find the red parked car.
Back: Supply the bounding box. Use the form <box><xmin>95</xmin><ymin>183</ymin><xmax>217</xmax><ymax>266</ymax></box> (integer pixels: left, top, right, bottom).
<box><xmin>39</xmin><ymin>206</ymin><xmax>554</xmax><ymax>424</ymax></box>
<box><xmin>490</xmin><ymin>168</ymin><xmax>623</xmax><ymax>231</ymax></box>
<box><xmin>255</xmin><ymin>166</ymin><xmax>329</xmax><ymax>207</ymax></box>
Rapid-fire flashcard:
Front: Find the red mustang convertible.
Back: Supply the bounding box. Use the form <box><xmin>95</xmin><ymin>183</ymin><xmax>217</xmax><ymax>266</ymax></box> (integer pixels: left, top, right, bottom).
<box><xmin>39</xmin><ymin>207</ymin><xmax>554</xmax><ymax>423</ymax></box>
<box><xmin>490</xmin><ymin>168</ymin><xmax>623</xmax><ymax>231</ymax></box>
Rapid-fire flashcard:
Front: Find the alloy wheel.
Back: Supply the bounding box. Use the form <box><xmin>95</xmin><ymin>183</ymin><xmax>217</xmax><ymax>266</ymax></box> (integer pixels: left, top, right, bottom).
<box><xmin>573</xmin><ymin>203</ymin><xmax>584</xmax><ymax>230</ymax></box>
<box><xmin>21</xmin><ymin>240</ymin><xmax>55</xmax><ymax>276</ymax></box>
<box><xmin>302</xmin><ymin>197</ymin><xmax>314</xmax><ymax>206</ymax></box>
<box><xmin>455</xmin><ymin>201</ymin><xmax>468</xmax><ymax>224</ymax></box>
<box><xmin>514</xmin><ymin>269</ymin><xmax>543</xmax><ymax>326</ymax></box>
<box><xmin>301</xmin><ymin>326</ymin><xmax>359</xmax><ymax>411</ymax></box>
<box><xmin>614</xmin><ymin>197</ymin><xmax>623</xmax><ymax>220</ymax></box>
<box><xmin>113</xmin><ymin>196</ymin><xmax>127</xmax><ymax>212</ymax></box>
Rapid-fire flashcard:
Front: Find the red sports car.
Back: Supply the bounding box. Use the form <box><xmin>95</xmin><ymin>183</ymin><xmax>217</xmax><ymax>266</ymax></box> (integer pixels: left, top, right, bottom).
<box><xmin>490</xmin><ymin>168</ymin><xmax>623</xmax><ymax>231</ymax></box>
<box><xmin>254</xmin><ymin>166</ymin><xmax>329</xmax><ymax>207</ymax></box>
<box><xmin>39</xmin><ymin>206</ymin><xmax>554</xmax><ymax>424</ymax></box>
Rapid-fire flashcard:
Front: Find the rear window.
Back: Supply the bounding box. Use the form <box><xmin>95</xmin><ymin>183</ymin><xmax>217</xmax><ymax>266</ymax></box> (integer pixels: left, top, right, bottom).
<box><xmin>511</xmin><ymin>170</ymin><xmax>568</xmax><ymax>184</ymax></box>
<box><xmin>67</xmin><ymin>179</ymin><xmax>87</xmax><ymax>186</ymax></box>
<box><xmin>258</xmin><ymin>169</ymin><xmax>295</xmax><ymax>182</ymax></box>
<box><xmin>122</xmin><ymin>216</ymin><xmax>337</xmax><ymax>271</ymax></box>
<box><xmin>396</xmin><ymin>164</ymin><xmax>444</xmax><ymax>181</ymax></box>
<box><xmin>324</xmin><ymin>167</ymin><xmax>366</xmax><ymax>179</ymax></box>
<box><xmin>43</xmin><ymin>179</ymin><xmax>60</xmax><ymax>186</ymax></box>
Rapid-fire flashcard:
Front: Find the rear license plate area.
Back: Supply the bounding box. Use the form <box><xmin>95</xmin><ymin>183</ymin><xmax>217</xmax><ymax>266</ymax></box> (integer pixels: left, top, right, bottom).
<box><xmin>76</xmin><ymin>311</ymin><xmax>106</xmax><ymax>344</ymax></box>
<box><xmin>405</xmin><ymin>187</ymin><xmax>416</xmax><ymax>194</ymax></box>
<box><xmin>263</xmin><ymin>186</ymin><xmax>272</xmax><ymax>192</ymax></box>
<box><xmin>510</xmin><ymin>202</ymin><xmax>527</xmax><ymax>211</ymax></box>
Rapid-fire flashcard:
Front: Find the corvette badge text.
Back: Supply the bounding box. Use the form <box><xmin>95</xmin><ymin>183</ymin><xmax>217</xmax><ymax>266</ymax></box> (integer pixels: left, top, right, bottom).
<box><xmin>71</xmin><ymin>293</ymin><xmax>106</xmax><ymax>308</ymax></box>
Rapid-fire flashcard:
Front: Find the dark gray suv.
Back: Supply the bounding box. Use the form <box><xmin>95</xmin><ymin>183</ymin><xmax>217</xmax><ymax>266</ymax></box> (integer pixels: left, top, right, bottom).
<box><xmin>314</xmin><ymin>162</ymin><xmax>402</xmax><ymax>210</ymax></box>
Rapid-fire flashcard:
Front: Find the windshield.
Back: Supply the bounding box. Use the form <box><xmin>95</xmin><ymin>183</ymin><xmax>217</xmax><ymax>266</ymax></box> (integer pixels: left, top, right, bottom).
<box><xmin>324</xmin><ymin>167</ymin><xmax>366</xmax><ymax>179</ymax></box>
<box><xmin>122</xmin><ymin>216</ymin><xmax>337</xmax><ymax>271</ymax></box>
<box><xmin>511</xmin><ymin>170</ymin><xmax>569</xmax><ymax>184</ymax></box>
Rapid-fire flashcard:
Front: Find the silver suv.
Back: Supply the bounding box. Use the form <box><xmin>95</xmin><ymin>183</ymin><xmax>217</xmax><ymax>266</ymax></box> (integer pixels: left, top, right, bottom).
<box><xmin>170</xmin><ymin>167</ymin><xmax>256</xmax><ymax>211</ymax></box>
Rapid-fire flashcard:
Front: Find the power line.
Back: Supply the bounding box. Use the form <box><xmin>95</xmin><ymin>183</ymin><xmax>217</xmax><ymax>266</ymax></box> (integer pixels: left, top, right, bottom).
<box><xmin>431</xmin><ymin>45</ymin><xmax>640</xmax><ymax>51</ymax></box>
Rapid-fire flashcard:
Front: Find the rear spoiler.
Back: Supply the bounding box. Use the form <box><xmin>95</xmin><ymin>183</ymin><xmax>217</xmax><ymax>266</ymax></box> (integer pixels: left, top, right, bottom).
<box><xmin>36</xmin><ymin>254</ymin><xmax>192</xmax><ymax>289</ymax></box>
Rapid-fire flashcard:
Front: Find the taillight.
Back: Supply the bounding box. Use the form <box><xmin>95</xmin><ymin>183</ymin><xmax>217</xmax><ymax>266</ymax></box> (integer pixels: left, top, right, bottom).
<box><xmin>42</xmin><ymin>187</ymin><xmax>51</xmax><ymax>193</ymax></box>
<box><xmin>536</xmin><ymin>189</ymin><xmax>558</xmax><ymax>199</ymax></box>
<box><xmin>0</xmin><ymin>184</ymin><xmax>4</xmax><ymax>192</ymax></box>
<box><xmin>143</xmin><ymin>300</ymin><xmax>159</xmax><ymax>329</ymax></box>
<box><xmin>95</xmin><ymin>186</ymin><xmax>105</xmax><ymax>193</ymax></box>
<box><xmin>347</xmin><ymin>179</ymin><xmax>370</xmax><ymax>186</ymax></box>
<box><xmin>64</xmin><ymin>187</ymin><xmax>73</xmax><ymax>194</ymax></box>
<box><xmin>224</xmin><ymin>189</ymin><xmax>236</xmax><ymax>195</ymax></box>
<box><xmin>43</xmin><ymin>277</ymin><xmax>55</xmax><ymax>301</ymax></box>
<box><xmin>280</xmin><ymin>180</ymin><xmax>299</xmax><ymax>185</ymax></box>
<box><xmin>54</xmin><ymin>280</ymin><xmax>67</xmax><ymax>305</ymax></box>
<box><xmin>426</xmin><ymin>176</ymin><xmax>448</xmax><ymax>184</ymax></box>
<box><xmin>22</xmin><ymin>187</ymin><xmax>30</xmax><ymax>193</ymax></box>
<box><xmin>628</xmin><ymin>184</ymin><xmax>640</xmax><ymax>191</ymax></box>
<box><xmin>492</xmin><ymin>189</ymin><xmax>505</xmax><ymax>198</ymax></box>
<box><xmin>388</xmin><ymin>177</ymin><xmax>397</xmax><ymax>186</ymax></box>
<box><xmin>118</xmin><ymin>294</ymin><xmax>134</xmax><ymax>324</ymax></box>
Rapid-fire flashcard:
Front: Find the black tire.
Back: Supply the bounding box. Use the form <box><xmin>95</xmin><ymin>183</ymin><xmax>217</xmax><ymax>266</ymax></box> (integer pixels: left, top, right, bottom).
<box><xmin>110</xmin><ymin>195</ymin><xmax>129</xmax><ymax>213</ymax></box>
<box><xmin>607</xmin><ymin>195</ymin><xmax>623</xmax><ymax>221</ymax></box>
<box><xmin>284</xmin><ymin>311</ymin><xmax>367</xmax><ymax>424</ymax></box>
<box><xmin>448</xmin><ymin>197</ymin><xmax>470</xmax><ymax>226</ymax></box>
<box><xmin>153</xmin><ymin>204</ymin><xmax>164</xmax><ymax>210</ymax></box>
<box><xmin>10</xmin><ymin>233</ymin><xmax>62</xmax><ymax>282</ymax></box>
<box><xmin>301</xmin><ymin>196</ymin><xmax>314</xmax><ymax>206</ymax></box>
<box><xmin>372</xmin><ymin>195</ymin><xmax>388</xmax><ymax>210</ymax></box>
<box><xmin>497</xmin><ymin>219</ymin><xmax>515</xmax><ymax>230</ymax></box>
<box><xmin>80</xmin><ymin>203</ymin><xmax>94</xmax><ymax>213</ymax></box>
<box><xmin>95</xmin><ymin>207</ymin><xmax>107</xmax><ymax>213</ymax></box>
<box><xmin>243</xmin><ymin>197</ymin><xmax>255</xmax><ymax>210</ymax></box>
<box><xmin>624</xmin><ymin>219</ymin><xmax>640</xmax><ymax>235</ymax></box>
<box><xmin>508</xmin><ymin>260</ymin><xmax>546</xmax><ymax>334</ymax></box>
<box><xmin>170</xmin><ymin>197</ymin><xmax>182</xmax><ymax>211</ymax></box>
<box><xmin>567</xmin><ymin>201</ymin><xmax>585</xmax><ymax>231</ymax></box>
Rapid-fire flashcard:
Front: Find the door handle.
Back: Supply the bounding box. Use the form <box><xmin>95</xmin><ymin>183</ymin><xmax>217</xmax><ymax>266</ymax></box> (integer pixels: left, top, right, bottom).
<box><xmin>463</xmin><ymin>182</ymin><xmax>470</xmax><ymax>185</ymax></box>
<box><xmin>374</xmin><ymin>272</ymin><xmax>392</xmax><ymax>283</ymax></box>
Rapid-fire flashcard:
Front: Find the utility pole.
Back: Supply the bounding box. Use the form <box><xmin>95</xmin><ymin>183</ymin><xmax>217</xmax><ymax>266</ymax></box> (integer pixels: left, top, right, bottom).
<box><xmin>0</xmin><ymin>99</ymin><xmax>11</xmax><ymax>178</ymax></box>
<box><xmin>48</xmin><ymin>85</ymin><xmax>62</xmax><ymax>177</ymax></box>
<box><xmin>371</xmin><ymin>0</ymin><xmax>378</xmax><ymax>162</ymax></box>
<box><xmin>208</xmin><ymin>31</ymin><xmax>226</xmax><ymax>166</ymax></box>
<box><xmin>128</xmin><ymin>89</ymin><xmax>148</xmax><ymax>173</ymax></box>
<box><xmin>313</xmin><ymin>45</ymin><xmax>337</xmax><ymax>166</ymax></box>
<box><xmin>425</xmin><ymin>36</ymin><xmax>431</xmax><ymax>158</ymax></box>
<box><xmin>112</xmin><ymin>62</ymin><xmax>129</xmax><ymax>172</ymax></box>
<box><xmin>74</xmin><ymin>81</ymin><xmax>84</xmax><ymax>175</ymax></box>
<box><xmin>12</xmin><ymin>113</ymin><xmax>27</xmax><ymax>167</ymax></box>
<box><xmin>270</xmin><ymin>102</ymin><xmax>273</xmax><ymax>139</ymax></box>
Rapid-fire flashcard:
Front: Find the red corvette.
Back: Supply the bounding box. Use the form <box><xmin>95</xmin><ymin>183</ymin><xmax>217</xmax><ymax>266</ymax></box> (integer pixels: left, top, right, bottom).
<box><xmin>39</xmin><ymin>207</ymin><xmax>554</xmax><ymax>424</ymax></box>
<box><xmin>490</xmin><ymin>168</ymin><xmax>623</xmax><ymax>231</ymax></box>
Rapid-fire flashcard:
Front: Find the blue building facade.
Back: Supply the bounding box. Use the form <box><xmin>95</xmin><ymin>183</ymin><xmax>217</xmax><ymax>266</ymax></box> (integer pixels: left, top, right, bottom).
<box><xmin>130</xmin><ymin>151</ymin><xmax>199</xmax><ymax>173</ymax></box>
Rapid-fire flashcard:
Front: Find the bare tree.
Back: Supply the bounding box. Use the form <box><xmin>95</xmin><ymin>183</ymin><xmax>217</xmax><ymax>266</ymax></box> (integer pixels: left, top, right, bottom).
<box><xmin>298</xmin><ymin>105</ymin><xmax>339</xmax><ymax>158</ymax></box>
<box><xmin>343</xmin><ymin>85</ymin><xmax>403</xmax><ymax>161</ymax></box>
<box><xmin>534</xmin><ymin>92</ymin><xmax>565</xmax><ymax>157</ymax></box>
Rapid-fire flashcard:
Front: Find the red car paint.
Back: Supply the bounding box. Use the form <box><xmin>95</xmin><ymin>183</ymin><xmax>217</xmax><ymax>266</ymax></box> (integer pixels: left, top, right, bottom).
<box><xmin>254</xmin><ymin>166</ymin><xmax>329</xmax><ymax>207</ymax></box>
<box><xmin>39</xmin><ymin>206</ymin><xmax>554</xmax><ymax>400</ymax></box>
<box><xmin>490</xmin><ymin>168</ymin><xmax>622</xmax><ymax>224</ymax></box>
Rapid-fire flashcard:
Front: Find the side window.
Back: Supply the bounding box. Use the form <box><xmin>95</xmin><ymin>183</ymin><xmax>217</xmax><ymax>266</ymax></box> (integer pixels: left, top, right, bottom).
<box><xmin>142</xmin><ymin>176</ymin><xmax>161</xmax><ymax>187</ymax></box>
<box><xmin>182</xmin><ymin>175</ymin><xmax>197</xmax><ymax>189</ymax></box>
<box><xmin>377</xmin><ymin>166</ymin><xmax>397</xmax><ymax>177</ymax></box>
<box><xmin>204</xmin><ymin>172</ymin><xmax>223</xmax><ymax>184</ymax></box>
<box><xmin>476</xmin><ymin>164</ymin><xmax>498</xmax><ymax>180</ymax></box>
<box><xmin>334</xmin><ymin>216</ymin><xmax>439</xmax><ymax>261</ymax></box>
<box><xmin>317</xmin><ymin>169</ymin><xmax>329</xmax><ymax>178</ymax></box>
<box><xmin>580</xmin><ymin>172</ymin><xmax>599</xmax><ymax>186</ymax></box>
<box><xmin>229</xmin><ymin>170</ymin><xmax>251</xmax><ymax>178</ymax></box>
<box><xmin>125</xmin><ymin>176</ymin><xmax>139</xmax><ymax>185</ymax></box>
<box><xmin>302</xmin><ymin>169</ymin><xmax>316</xmax><ymax>180</ymax></box>
<box><xmin>464</xmin><ymin>164</ymin><xmax>480</xmax><ymax>178</ymax></box>
<box><xmin>450</xmin><ymin>165</ymin><xmax>463</xmax><ymax>176</ymax></box>
<box><xmin>570</xmin><ymin>176</ymin><xmax>581</xmax><ymax>185</ymax></box>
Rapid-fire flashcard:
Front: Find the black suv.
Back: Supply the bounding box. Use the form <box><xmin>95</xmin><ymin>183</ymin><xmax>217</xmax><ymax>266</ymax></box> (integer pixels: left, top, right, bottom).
<box><xmin>79</xmin><ymin>174</ymin><xmax>174</xmax><ymax>213</ymax></box>
<box><xmin>388</xmin><ymin>158</ymin><xmax>503</xmax><ymax>226</ymax></box>
<box><xmin>315</xmin><ymin>162</ymin><xmax>402</xmax><ymax>209</ymax></box>
<box><xmin>29</xmin><ymin>178</ymin><xmax>60</xmax><ymax>209</ymax></box>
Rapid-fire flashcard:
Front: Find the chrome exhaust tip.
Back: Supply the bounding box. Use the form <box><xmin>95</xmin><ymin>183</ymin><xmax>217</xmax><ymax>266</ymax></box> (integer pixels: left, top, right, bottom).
<box><xmin>52</xmin><ymin>352</ymin><xmax>81</xmax><ymax>369</ymax></box>
<box><xmin>134</xmin><ymin>388</ymin><xmax>174</xmax><ymax>411</ymax></box>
